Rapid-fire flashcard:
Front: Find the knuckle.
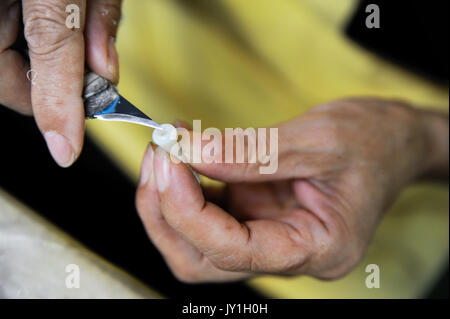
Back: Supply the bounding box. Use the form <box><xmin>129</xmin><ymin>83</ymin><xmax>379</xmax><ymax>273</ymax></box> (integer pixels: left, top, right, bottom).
<box><xmin>212</xmin><ymin>259</ymin><xmax>236</xmax><ymax>272</ymax></box>
<box><xmin>209</xmin><ymin>251</ymin><xmax>249</xmax><ymax>272</ymax></box>
<box><xmin>33</xmin><ymin>91</ymin><xmax>65</xmax><ymax>112</ymax></box>
<box><xmin>24</xmin><ymin>3</ymin><xmax>79</xmax><ymax>56</ymax></box>
<box><xmin>317</xmin><ymin>247</ymin><xmax>363</xmax><ymax>280</ymax></box>
<box><xmin>242</xmin><ymin>162</ymin><xmax>258</xmax><ymax>179</ymax></box>
<box><xmin>319</xmin><ymin>120</ymin><xmax>343</xmax><ymax>149</ymax></box>
<box><xmin>315</xmin><ymin>228</ymin><xmax>365</xmax><ymax>280</ymax></box>
<box><xmin>170</xmin><ymin>264</ymin><xmax>203</xmax><ymax>283</ymax></box>
<box><xmin>344</xmin><ymin>232</ymin><xmax>367</xmax><ymax>266</ymax></box>
<box><xmin>33</xmin><ymin>98</ymin><xmax>66</xmax><ymax>121</ymax></box>
<box><xmin>316</xmin><ymin>266</ymin><xmax>350</xmax><ymax>280</ymax></box>
<box><xmin>32</xmin><ymin>99</ymin><xmax>71</xmax><ymax>130</ymax></box>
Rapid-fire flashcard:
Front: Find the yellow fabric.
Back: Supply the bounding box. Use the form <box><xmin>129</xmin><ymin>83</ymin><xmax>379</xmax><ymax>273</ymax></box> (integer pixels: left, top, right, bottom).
<box><xmin>87</xmin><ymin>0</ymin><xmax>449</xmax><ymax>298</ymax></box>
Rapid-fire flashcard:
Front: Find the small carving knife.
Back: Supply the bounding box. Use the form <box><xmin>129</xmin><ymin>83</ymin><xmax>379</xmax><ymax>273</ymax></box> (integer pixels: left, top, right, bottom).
<box><xmin>83</xmin><ymin>72</ymin><xmax>200</xmax><ymax>182</ymax></box>
<box><xmin>83</xmin><ymin>72</ymin><xmax>161</xmax><ymax>130</ymax></box>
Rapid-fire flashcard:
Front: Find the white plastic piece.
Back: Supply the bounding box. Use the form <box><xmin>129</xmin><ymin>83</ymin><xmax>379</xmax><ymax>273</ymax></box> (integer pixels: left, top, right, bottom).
<box><xmin>152</xmin><ymin>123</ymin><xmax>200</xmax><ymax>183</ymax></box>
<box><xmin>152</xmin><ymin>123</ymin><xmax>178</xmax><ymax>154</ymax></box>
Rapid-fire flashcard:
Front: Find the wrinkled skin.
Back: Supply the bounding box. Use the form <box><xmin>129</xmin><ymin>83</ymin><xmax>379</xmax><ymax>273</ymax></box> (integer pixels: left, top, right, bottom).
<box><xmin>0</xmin><ymin>0</ymin><xmax>122</xmax><ymax>167</ymax></box>
<box><xmin>136</xmin><ymin>98</ymin><xmax>448</xmax><ymax>282</ymax></box>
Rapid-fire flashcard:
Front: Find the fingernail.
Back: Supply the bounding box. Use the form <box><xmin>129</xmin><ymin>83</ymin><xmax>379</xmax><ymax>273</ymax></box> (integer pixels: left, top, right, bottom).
<box><xmin>44</xmin><ymin>131</ymin><xmax>75</xmax><ymax>168</ymax></box>
<box><xmin>139</xmin><ymin>144</ymin><xmax>154</xmax><ymax>186</ymax></box>
<box><xmin>154</xmin><ymin>146</ymin><xmax>171</xmax><ymax>192</ymax></box>
<box><xmin>107</xmin><ymin>36</ymin><xmax>119</xmax><ymax>81</ymax></box>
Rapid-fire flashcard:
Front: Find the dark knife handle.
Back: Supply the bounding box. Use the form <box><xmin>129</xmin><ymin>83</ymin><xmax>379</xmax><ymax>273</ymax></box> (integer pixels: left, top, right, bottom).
<box><xmin>83</xmin><ymin>72</ymin><xmax>119</xmax><ymax>118</ymax></box>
